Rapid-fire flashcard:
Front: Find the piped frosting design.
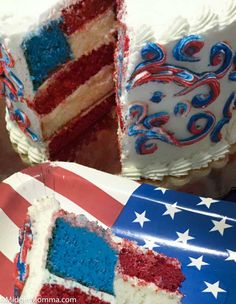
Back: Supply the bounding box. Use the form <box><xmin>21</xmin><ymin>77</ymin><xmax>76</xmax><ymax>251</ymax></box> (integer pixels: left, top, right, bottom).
<box><xmin>118</xmin><ymin>0</ymin><xmax>236</xmax><ymax>180</ymax></box>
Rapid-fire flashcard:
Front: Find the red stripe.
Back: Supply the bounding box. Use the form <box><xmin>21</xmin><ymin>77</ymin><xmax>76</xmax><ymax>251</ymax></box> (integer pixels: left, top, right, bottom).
<box><xmin>48</xmin><ymin>94</ymin><xmax>115</xmax><ymax>156</ymax></box>
<box><xmin>39</xmin><ymin>284</ymin><xmax>109</xmax><ymax>304</ymax></box>
<box><xmin>23</xmin><ymin>165</ymin><xmax>123</xmax><ymax>227</ymax></box>
<box><xmin>0</xmin><ymin>183</ymin><xmax>29</xmax><ymax>228</ymax></box>
<box><xmin>60</xmin><ymin>0</ymin><xmax>114</xmax><ymax>36</ymax></box>
<box><xmin>32</xmin><ymin>43</ymin><xmax>115</xmax><ymax>116</ymax></box>
<box><xmin>0</xmin><ymin>252</ymin><xmax>14</xmax><ymax>297</ymax></box>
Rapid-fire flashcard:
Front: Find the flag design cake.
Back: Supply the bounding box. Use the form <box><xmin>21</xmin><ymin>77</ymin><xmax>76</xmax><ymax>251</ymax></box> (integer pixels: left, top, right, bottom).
<box><xmin>1</xmin><ymin>0</ymin><xmax>236</xmax><ymax>181</ymax></box>
<box><xmin>14</xmin><ymin>197</ymin><xmax>185</xmax><ymax>303</ymax></box>
<box><xmin>0</xmin><ymin>0</ymin><xmax>117</xmax><ymax>162</ymax></box>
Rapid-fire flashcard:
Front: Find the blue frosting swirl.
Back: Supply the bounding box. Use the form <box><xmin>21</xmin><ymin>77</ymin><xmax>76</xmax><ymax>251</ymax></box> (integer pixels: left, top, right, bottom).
<box><xmin>229</xmin><ymin>53</ymin><xmax>236</xmax><ymax>81</ymax></box>
<box><xmin>210</xmin><ymin>42</ymin><xmax>233</xmax><ymax>78</ymax></box>
<box><xmin>173</xmin><ymin>35</ymin><xmax>204</xmax><ymax>62</ymax></box>
<box><xmin>174</xmin><ymin>102</ymin><xmax>190</xmax><ymax>116</ymax></box>
<box><xmin>150</xmin><ymin>91</ymin><xmax>165</xmax><ymax>103</ymax></box>
<box><xmin>141</xmin><ymin>42</ymin><xmax>166</xmax><ymax>62</ymax></box>
<box><xmin>180</xmin><ymin>112</ymin><xmax>215</xmax><ymax>145</ymax></box>
<box><xmin>143</xmin><ymin>112</ymin><xmax>169</xmax><ymax>129</ymax></box>
<box><xmin>211</xmin><ymin>92</ymin><xmax>236</xmax><ymax>143</ymax></box>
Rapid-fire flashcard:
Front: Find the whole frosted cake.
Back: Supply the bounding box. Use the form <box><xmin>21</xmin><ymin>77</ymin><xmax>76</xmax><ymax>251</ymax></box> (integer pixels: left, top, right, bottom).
<box><xmin>1</xmin><ymin>0</ymin><xmax>236</xmax><ymax>180</ymax></box>
<box><xmin>14</xmin><ymin>197</ymin><xmax>185</xmax><ymax>303</ymax></box>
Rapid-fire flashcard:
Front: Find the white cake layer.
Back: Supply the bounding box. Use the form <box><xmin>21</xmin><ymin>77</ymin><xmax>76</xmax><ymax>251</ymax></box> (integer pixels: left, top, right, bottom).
<box><xmin>69</xmin><ymin>9</ymin><xmax>116</xmax><ymax>59</ymax></box>
<box><xmin>114</xmin><ymin>274</ymin><xmax>182</xmax><ymax>304</ymax></box>
<box><xmin>119</xmin><ymin>0</ymin><xmax>236</xmax><ymax>179</ymax></box>
<box><xmin>41</xmin><ymin>64</ymin><xmax>114</xmax><ymax>139</ymax></box>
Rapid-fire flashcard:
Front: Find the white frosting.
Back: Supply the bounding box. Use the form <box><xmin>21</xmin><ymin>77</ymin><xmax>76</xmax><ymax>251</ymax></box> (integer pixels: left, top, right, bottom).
<box><xmin>188</xmin><ymin>2</ymin><xmax>219</xmax><ymax>34</ymax></box>
<box><xmin>119</xmin><ymin>0</ymin><xmax>236</xmax><ymax>180</ymax></box>
<box><xmin>0</xmin><ymin>0</ymin><xmax>65</xmax><ymax>37</ymax></box>
<box><xmin>21</xmin><ymin>197</ymin><xmax>60</xmax><ymax>301</ymax></box>
<box><xmin>216</xmin><ymin>0</ymin><xmax>236</xmax><ymax>29</ymax></box>
<box><xmin>5</xmin><ymin>110</ymin><xmax>47</xmax><ymax>164</ymax></box>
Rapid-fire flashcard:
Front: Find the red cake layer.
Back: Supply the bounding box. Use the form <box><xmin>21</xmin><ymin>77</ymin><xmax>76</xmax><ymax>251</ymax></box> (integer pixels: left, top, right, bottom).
<box><xmin>48</xmin><ymin>94</ymin><xmax>116</xmax><ymax>157</ymax></box>
<box><xmin>119</xmin><ymin>247</ymin><xmax>185</xmax><ymax>293</ymax></box>
<box><xmin>32</xmin><ymin>43</ymin><xmax>115</xmax><ymax>115</ymax></box>
<box><xmin>52</xmin><ymin>105</ymin><xmax>121</xmax><ymax>175</ymax></box>
<box><xmin>61</xmin><ymin>0</ymin><xmax>114</xmax><ymax>36</ymax></box>
<box><xmin>39</xmin><ymin>284</ymin><xmax>110</xmax><ymax>304</ymax></box>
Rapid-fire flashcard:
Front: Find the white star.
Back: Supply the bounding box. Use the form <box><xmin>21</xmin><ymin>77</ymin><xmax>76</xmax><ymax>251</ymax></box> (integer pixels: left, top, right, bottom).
<box><xmin>225</xmin><ymin>249</ymin><xmax>236</xmax><ymax>263</ymax></box>
<box><xmin>188</xmin><ymin>255</ymin><xmax>209</xmax><ymax>271</ymax></box>
<box><xmin>197</xmin><ymin>197</ymin><xmax>219</xmax><ymax>209</ymax></box>
<box><xmin>143</xmin><ymin>238</ymin><xmax>160</xmax><ymax>250</ymax></box>
<box><xmin>176</xmin><ymin>229</ymin><xmax>195</xmax><ymax>244</ymax></box>
<box><xmin>154</xmin><ymin>187</ymin><xmax>168</xmax><ymax>194</ymax></box>
<box><xmin>133</xmin><ymin>211</ymin><xmax>150</xmax><ymax>228</ymax></box>
<box><xmin>163</xmin><ymin>202</ymin><xmax>182</xmax><ymax>220</ymax></box>
<box><xmin>203</xmin><ymin>281</ymin><xmax>226</xmax><ymax>299</ymax></box>
<box><xmin>210</xmin><ymin>217</ymin><xmax>232</xmax><ymax>236</ymax></box>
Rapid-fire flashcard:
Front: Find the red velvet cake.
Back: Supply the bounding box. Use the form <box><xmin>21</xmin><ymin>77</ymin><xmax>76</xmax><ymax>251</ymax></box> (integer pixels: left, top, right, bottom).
<box><xmin>14</xmin><ymin>197</ymin><xmax>185</xmax><ymax>303</ymax></box>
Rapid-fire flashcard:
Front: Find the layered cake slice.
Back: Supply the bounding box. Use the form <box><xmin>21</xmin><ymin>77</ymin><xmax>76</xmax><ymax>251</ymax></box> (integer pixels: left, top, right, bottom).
<box><xmin>0</xmin><ymin>0</ymin><xmax>117</xmax><ymax>161</ymax></box>
<box><xmin>14</xmin><ymin>197</ymin><xmax>185</xmax><ymax>303</ymax></box>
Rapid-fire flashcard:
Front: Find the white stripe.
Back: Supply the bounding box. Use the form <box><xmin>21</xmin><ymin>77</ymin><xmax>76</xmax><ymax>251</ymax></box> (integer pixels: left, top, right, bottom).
<box><xmin>47</xmin><ymin>273</ymin><xmax>115</xmax><ymax>303</ymax></box>
<box><xmin>56</xmin><ymin>162</ymin><xmax>140</xmax><ymax>205</ymax></box>
<box><xmin>4</xmin><ymin>172</ymin><xmax>107</xmax><ymax>228</ymax></box>
<box><xmin>0</xmin><ymin>209</ymin><xmax>19</xmax><ymax>262</ymax></box>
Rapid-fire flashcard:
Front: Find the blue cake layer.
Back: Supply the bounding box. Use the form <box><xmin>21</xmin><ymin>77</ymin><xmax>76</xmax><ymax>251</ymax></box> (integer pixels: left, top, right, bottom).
<box><xmin>22</xmin><ymin>19</ymin><xmax>73</xmax><ymax>90</ymax></box>
<box><xmin>46</xmin><ymin>218</ymin><xmax>118</xmax><ymax>295</ymax></box>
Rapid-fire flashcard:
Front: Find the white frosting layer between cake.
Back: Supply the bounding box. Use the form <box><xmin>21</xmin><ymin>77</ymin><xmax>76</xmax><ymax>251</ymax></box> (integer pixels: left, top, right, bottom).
<box><xmin>118</xmin><ymin>0</ymin><xmax>236</xmax><ymax>179</ymax></box>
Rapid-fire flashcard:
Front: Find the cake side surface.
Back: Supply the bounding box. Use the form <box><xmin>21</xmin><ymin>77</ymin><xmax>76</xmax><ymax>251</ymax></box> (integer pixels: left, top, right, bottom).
<box><xmin>117</xmin><ymin>0</ymin><xmax>236</xmax><ymax>180</ymax></box>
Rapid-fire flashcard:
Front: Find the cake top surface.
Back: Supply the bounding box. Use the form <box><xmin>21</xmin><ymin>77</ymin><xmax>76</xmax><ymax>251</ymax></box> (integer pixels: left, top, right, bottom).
<box><xmin>1</xmin><ymin>0</ymin><xmax>236</xmax><ymax>38</ymax></box>
<box><xmin>124</xmin><ymin>0</ymin><xmax>236</xmax><ymax>43</ymax></box>
<box><xmin>0</xmin><ymin>0</ymin><xmax>65</xmax><ymax>37</ymax></box>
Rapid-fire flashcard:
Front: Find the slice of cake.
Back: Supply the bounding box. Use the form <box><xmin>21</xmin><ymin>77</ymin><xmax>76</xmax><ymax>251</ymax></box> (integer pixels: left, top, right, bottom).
<box><xmin>14</xmin><ymin>197</ymin><xmax>185</xmax><ymax>303</ymax></box>
<box><xmin>0</xmin><ymin>0</ymin><xmax>117</xmax><ymax>162</ymax></box>
<box><xmin>2</xmin><ymin>0</ymin><xmax>236</xmax><ymax>183</ymax></box>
